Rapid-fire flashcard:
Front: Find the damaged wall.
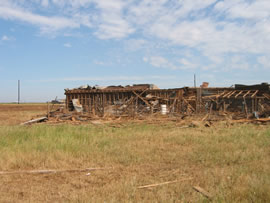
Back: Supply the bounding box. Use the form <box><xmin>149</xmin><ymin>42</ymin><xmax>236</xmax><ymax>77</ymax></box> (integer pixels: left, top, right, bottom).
<box><xmin>65</xmin><ymin>83</ymin><xmax>270</xmax><ymax>119</ymax></box>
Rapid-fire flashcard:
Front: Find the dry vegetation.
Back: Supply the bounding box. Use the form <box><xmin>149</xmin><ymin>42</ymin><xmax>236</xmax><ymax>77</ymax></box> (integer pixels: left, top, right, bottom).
<box><xmin>0</xmin><ymin>104</ymin><xmax>270</xmax><ymax>202</ymax></box>
<box><xmin>0</xmin><ymin>104</ymin><xmax>48</xmax><ymax>125</ymax></box>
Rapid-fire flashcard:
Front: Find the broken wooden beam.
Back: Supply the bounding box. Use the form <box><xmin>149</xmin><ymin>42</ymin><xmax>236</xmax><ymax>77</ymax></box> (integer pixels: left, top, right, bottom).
<box><xmin>193</xmin><ymin>186</ymin><xmax>213</xmax><ymax>199</ymax></box>
<box><xmin>20</xmin><ymin>117</ymin><xmax>48</xmax><ymax>125</ymax></box>
<box><xmin>0</xmin><ymin>167</ymin><xmax>111</xmax><ymax>175</ymax></box>
<box><xmin>137</xmin><ymin>178</ymin><xmax>193</xmax><ymax>189</ymax></box>
<box><xmin>132</xmin><ymin>91</ymin><xmax>151</xmax><ymax>107</ymax></box>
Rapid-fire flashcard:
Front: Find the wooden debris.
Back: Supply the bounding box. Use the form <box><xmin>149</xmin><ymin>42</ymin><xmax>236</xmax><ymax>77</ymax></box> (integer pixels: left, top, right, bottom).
<box><xmin>0</xmin><ymin>167</ymin><xmax>111</xmax><ymax>175</ymax></box>
<box><xmin>137</xmin><ymin>178</ymin><xmax>193</xmax><ymax>189</ymax></box>
<box><xmin>232</xmin><ymin>118</ymin><xmax>270</xmax><ymax>124</ymax></box>
<box><xmin>193</xmin><ymin>186</ymin><xmax>213</xmax><ymax>199</ymax></box>
<box><xmin>20</xmin><ymin>117</ymin><xmax>48</xmax><ymax>125</ymax></box>
<box><xmin>204</xmin><ymin>121</ymin><xmax>212</xmax><ymax>127</ymax></box>
<box><xmin>20</xmin><ymin>83</ymin><xmax>270</xmax><ymax>126</ymax></box>
<box><xmin>177</xmin><ymin>125</ymin><xmax>190</xmax><ymax>129</ymax></box>
<box><xmin>201</xmin><ymin>114</ymin><xmax>209</xmax><ymax>121</ymax></box>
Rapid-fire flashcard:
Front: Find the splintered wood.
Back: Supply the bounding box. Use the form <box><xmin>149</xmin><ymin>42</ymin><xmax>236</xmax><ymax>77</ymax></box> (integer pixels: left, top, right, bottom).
<box><xmin>0</xmin><ymin>167</ymin><xmax>111</xmax><ymax>175</ymax></box>
<box><xmin>137</xmin><ymin>178</ymin><xmax>193</xmax><ymax>189</ymax></box>
<box><xmin>193</xmin><ymin>186</ymin><xmax>213</xmax><ymax>199</ymax></box>
<box><xmin>20</xmin><ymin>83</ymin><xmax>270</xmax><ymax>125</ymax></box>
<box><xmin>64</xmin><ymin>84</ymin><xmax>270</xmax><ymax>121</ymax></box>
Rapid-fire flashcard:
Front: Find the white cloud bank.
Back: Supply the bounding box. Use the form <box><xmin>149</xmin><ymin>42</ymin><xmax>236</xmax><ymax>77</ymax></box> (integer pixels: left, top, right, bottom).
<box><xmin>1</xmin><ymin>0</ymin><xmax>270</xmax><ymax>70</ymax></box>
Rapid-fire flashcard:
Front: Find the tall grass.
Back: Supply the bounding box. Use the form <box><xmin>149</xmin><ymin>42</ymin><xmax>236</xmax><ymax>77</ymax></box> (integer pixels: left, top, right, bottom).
<box><xmin>0</xmin><ymin>123</ymin><xmax>269</xmax><ymax>202</ymax></box>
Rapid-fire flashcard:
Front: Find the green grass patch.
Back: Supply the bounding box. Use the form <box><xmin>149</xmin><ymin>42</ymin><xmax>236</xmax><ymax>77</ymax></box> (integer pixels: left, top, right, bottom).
<box><xmin>0</xmin><ymin>123</ymin><xmax>270</xmax><ymax>202</ymax></box>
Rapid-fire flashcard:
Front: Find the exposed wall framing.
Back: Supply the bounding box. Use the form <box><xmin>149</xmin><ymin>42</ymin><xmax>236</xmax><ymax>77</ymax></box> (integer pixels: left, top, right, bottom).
<box><xmin>65</xmin><ymin>84</ymin><xmax>270</xmax><ymax>118</ymax></box>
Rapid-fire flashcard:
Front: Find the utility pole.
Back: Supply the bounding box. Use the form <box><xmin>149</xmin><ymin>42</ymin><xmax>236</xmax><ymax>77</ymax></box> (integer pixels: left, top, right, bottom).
<box><xmin>18</xmin><ymin>80</ymin><xmax>20</xmax><ymax>104</ymax></box>
<box><xmin>194</xmin><ymin>74</ymin><xmax>196</xmax><ymax>88</ymax></box>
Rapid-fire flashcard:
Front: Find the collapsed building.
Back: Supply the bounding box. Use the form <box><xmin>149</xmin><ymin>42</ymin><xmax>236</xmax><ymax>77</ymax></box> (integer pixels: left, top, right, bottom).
<box><xmin>64</xmin><ymin>83</ymin><xmax>270</xmax><ymax>119</ymax></box>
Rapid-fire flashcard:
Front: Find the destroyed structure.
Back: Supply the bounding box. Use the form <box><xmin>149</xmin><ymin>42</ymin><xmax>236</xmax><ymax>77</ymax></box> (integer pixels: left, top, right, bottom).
<box><xmin>64</xmin><ymin>83</ymin><xmax>270</xmax><ymax>119</ymax></box>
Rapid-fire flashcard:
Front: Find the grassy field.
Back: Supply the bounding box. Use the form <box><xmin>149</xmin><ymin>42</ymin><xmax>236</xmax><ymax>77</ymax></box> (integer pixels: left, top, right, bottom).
<box><xmin>0</xmin><ymin>104</ymin><xmax>270</xmax><ymax>202</ymax></box>
<box><xmin>0</xmin><ymin>103</ymin><xmax>49</xmax><ymax>125</ymax></box>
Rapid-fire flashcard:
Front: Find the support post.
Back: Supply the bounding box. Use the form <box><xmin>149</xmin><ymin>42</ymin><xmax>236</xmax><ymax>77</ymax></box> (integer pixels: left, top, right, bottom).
<box><xmin>18</xmin><ymin>80</ymin><xmax>20</xmax><ymax>104</ymax></box>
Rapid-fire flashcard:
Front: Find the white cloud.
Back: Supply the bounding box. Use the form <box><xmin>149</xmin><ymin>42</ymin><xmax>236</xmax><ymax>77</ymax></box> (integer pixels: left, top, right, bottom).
<box><xmin>41</xmin><ymin>0</ymin><xmax>49</xmax><ymax>7</ymax></box>
<box><xmin>258</xmin><ymin>56</ymin><xmax>270</xmax><ymax>69</ymax></box>
<box><xmin>215</xmin><ymin>0</ymin><xmax>270</xmax><ymax>20</ymax></box>
<box><xmin>1</xmin><ymin>35</ymin><xmax>15</xmax><ymax>42</ymax></box>
<box><xmin>125</xmin><ymin>39</ymin><xmax>147</xmax><ymax>51</ymax></box>
<box><xmin>148</xmin><ymin>56</ymin><xmax>169</xmax><ymax>68</ymax></box>
<box><xmin>0</xmin><ymin>6</ymin><xmax>78</xmax><ymax>32</ymax></box>
<box><xmin>92</xmin><ymin>0</ymin><xmax>134</xmax><ymax>39</ymax></box>
<box><xmin>64</xmin><ymin>43</ymin><xmax>72</xmax><ymax>48</ymax></box>
<box><xmin>144</xmin><ymin>56</ymin><xmax>181</xmax><ymax>70</ymax></box>
<box><xmin>94</xmin><ymin>19</ymin><xmax>134</xmax><ymax>39</ymax></box>
<box><xmin>1</xmin><ymin>35</ymin><xmax>10</xmax><ymax>41</ymax></box>
<box><xmin>1</xmin><ymin>0</ymin><xmax>270</xmax><ymax>72</ymax></box>
<box><xmin>179</xmin><ymin>58</ymin><xmax>197</xmax><ymax>69</ymax></box>
<box><xmin>94</xmin><ymin>60</ymin><xmax>105</xmax><ymax>65</ymax></box>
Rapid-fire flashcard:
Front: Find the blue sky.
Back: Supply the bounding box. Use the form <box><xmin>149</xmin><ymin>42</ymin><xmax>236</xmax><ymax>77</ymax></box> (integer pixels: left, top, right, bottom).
<box><xmin>0</xmin><ymin>0</ymin><xmax>270</xmax><ymax>102</ymax></box>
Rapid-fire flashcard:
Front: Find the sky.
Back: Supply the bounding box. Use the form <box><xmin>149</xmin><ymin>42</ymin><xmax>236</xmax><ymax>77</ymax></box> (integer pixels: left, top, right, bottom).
<box><xmin>0</xmin><ymin>0</ymin><xmax>270</xmax><ymax>102</ymax></box>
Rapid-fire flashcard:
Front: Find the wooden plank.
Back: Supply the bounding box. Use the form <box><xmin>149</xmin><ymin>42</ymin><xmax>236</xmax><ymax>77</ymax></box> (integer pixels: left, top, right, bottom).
<box><xmin>0</xmin><ymin>167</ymin><xmax>111</xmax><ymax>175</ymax></box>
<box><xmin>227</xmin><ymin>90</ymin><xmax>236</xmax><ymax>98</ymax></box>
<box><xmin>243</xmin><ymin>91</ymin><xmax>251</xmax><ymax>98</ymax></box>
<box><xmin>137</xmin><ymin>178</ymin><xmax>193</xmax><ymax>189</ymax></box>
<box><xmin>216</xmin><ymin>91</ymin><xmax>227</xmax><ymax>99</ymax></box>
<box><xmin>222</xmin><ymin>91</ymin><xmax>233</xmax><ymax>98</ymax></box>
<box><xmin>119</xmin><ymin>89</ymin><xmax>148</xmax><ymax>114</ymax></box>
<box><xmin>251</xmin><ymin>90</ymin><xmax>259</xmax><ymax>98</ymax></box>
<box><xmin>235</xmin><ymin>90</ymin><xmax>243</xmax><ymax>98</ymax></box>
<box><xmin>263</xmin><ymin>93</ymin><xmax>270</xmax><ymax>100</ymax></box>
<box><xmin>21</xmin><ymin>117</ymin><xmax>48</xmax><ymax>125</ymax></box>
<box><xmin>183</xmin><ymin>98</ymin><xmax>195</xmax><ymax>112</ymax></box>
<box><xmin>132</xmin><ymin>91</ymin><xmax>151</xmax><ymax>107</ymax></box>
<box><xmin>169</xmin><ymin>98</ymin><xmax>177</xmax><ymax>113</ymax></box>
<box><xmin>193</xmin><ymin>186</ymin><xmax>213</xmax><ymax>199</ymax></box>
<box><xmin>244</xmin><ymin>98</ymin><xmax>248</xmax><ymax>118</ymax></box>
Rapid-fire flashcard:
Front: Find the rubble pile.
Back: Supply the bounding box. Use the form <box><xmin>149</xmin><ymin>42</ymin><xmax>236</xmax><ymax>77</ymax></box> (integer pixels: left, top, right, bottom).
<box><xmin>21</xmin><ymin>83</ymin><xmax>270</xmax><ymax>126</ymax></box>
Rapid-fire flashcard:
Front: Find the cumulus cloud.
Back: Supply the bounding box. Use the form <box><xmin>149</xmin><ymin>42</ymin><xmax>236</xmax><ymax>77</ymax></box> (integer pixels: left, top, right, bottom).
<box><xmin>1</xmin><ymin>0</ymin><xmax>270</xmax><ymax>71</ymax></box>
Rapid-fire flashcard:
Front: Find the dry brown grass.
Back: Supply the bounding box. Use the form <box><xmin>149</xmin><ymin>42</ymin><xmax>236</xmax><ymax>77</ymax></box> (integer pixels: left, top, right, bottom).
<box><xmin>0</xmin><ymin>103</ymin><xmax>61</xmax><ymax>125</ymax></box>
<box><xmin>0</xmin><ymin>104</ymin><xmax>270</xmax><ymax>202</ymax></box>
<box><xmin>0</xmin><ymin>104</ymin><xmax>48</xmax><ymax>125</ymax></box>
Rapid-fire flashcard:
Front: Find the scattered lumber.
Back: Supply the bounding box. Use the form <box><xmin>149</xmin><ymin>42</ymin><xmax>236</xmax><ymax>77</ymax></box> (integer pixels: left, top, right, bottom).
<box><xmin>19</xmin><ymin>85</ymin><xmax>270</xmax><ymax>126</ymax></box>
<box><xmin>232</xmin><ymin>118</ymin><xmax>270</xmax><ymax>124</ymax></box>
<box><xmin>137</xmin><ymin>178</ymin><xmax>193</xmax><ymax>189</ymax></box>
<box><xmin>193</xmin><ymin>186</ymin><xmax>213</xmax><ymax>200</ymax></box>
<box><xmin>0</xmin><ymin>167</ymin><xmax>111</xmax><ymax>175</ymax></box>
<box><xmin>20</xmin><ymin>117</ymin><xmax>48</xmax><ymax>125</ymax></box>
